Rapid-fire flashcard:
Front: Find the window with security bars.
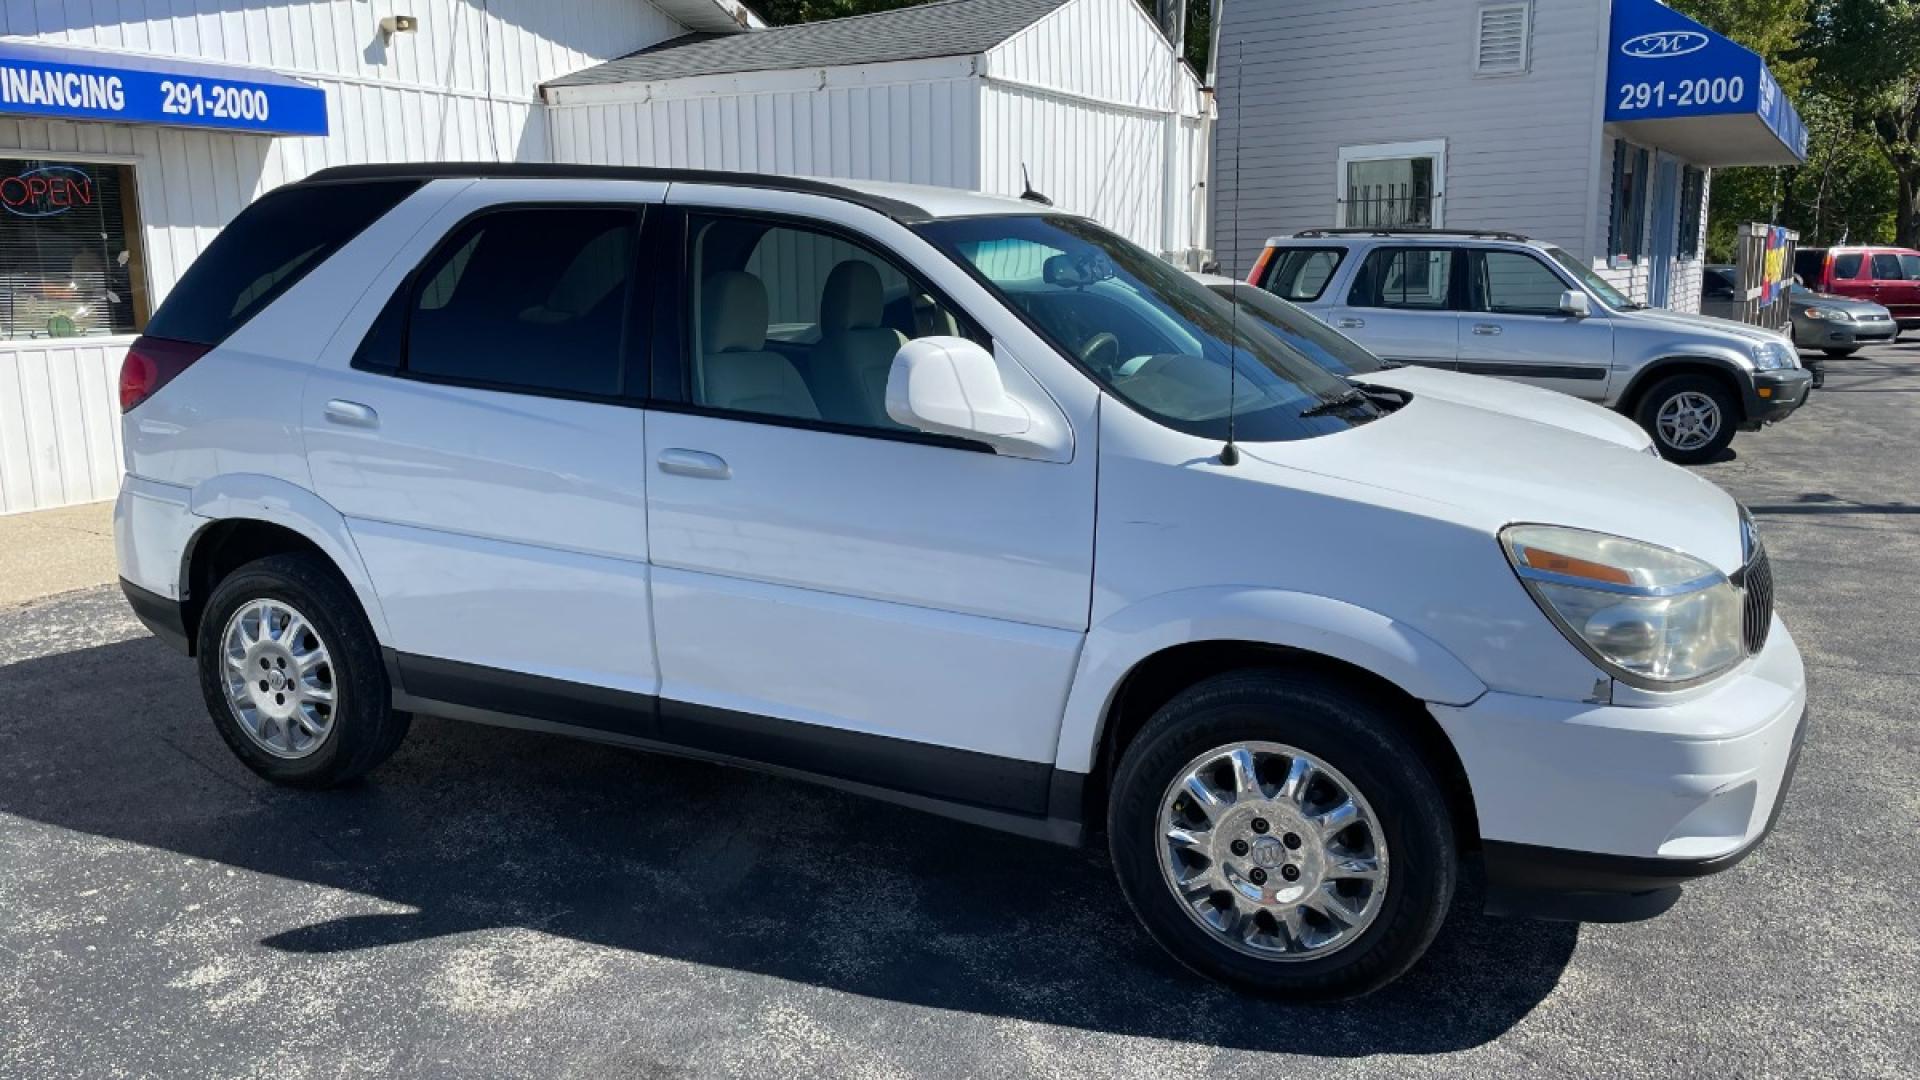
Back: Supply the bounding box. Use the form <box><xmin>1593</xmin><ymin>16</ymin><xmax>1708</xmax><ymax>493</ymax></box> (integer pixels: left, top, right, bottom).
<box><xmin>1474</xmin><ymin>3</ymin><xmax>1531</xmax><ymax>75</ymax></box>
<box><xmin>0</xmin><ymin>159</ymin><xmax>147</xmax><ymax>340</ymax></box>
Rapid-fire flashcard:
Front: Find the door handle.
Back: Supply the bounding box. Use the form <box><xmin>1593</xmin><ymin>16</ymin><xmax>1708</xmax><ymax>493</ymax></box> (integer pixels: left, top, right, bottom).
<box><xmin>323</xmin><ymin>399</ymin><xmax>379</xmax><ymax>428</ymax></box>
<box><xmin>1472</xmin><ymin>324</ymin><xmax>1503</xmax><ymax>336</ymax></box>
<box><xmin>1335</xmin><ymin>317</ymin><xmax>1366</xmax><ymax>329</ymax></box>
<box><xmin>657</xmin><ymin>448</ymin><xmax>731</xmax><ymax>480</ymax></box>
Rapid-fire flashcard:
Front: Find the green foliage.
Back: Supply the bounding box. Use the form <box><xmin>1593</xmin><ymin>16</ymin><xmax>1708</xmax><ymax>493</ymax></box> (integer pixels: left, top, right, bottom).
<box><xmin>1805</xmin><ymin>0</ymin><xmax>1920</xmax><ymax>245</ymax></box>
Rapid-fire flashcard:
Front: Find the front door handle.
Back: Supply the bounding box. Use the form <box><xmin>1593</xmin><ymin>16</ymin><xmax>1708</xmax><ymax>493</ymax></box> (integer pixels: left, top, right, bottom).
<box><xmin>657</xmin><ymin>448</ymin><xmax>731</xmax><ymax>480</ymax></box>
<box><xmin>1472</xmin><ymin>323</ymin><xmax>1503</xmax><ymax>336</ymax></box>
<box><xmin>1335</xmin><ymin>317</ymin><xmax>1366</xmax><ymax>329</ymax></box>
<box><xmin>323</xmin><ymin>399</ymin><xmax>379</xmax><ymax>428</ymax></box>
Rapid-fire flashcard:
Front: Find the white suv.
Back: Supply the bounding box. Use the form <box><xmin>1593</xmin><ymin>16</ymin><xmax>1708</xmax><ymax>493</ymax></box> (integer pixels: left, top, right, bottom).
<box><xmin>115</xmin><ymin>166</ymin><xmax>1807</xmax><ymax>1000</ymax></box>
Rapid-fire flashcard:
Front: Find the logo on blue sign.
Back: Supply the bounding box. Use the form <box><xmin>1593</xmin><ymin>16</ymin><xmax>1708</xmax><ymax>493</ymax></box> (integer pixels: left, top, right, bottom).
<box><xmin>1619</xmin><ymin>30</ymin><xmax>1710</xmax><ymax>58</ymax></box>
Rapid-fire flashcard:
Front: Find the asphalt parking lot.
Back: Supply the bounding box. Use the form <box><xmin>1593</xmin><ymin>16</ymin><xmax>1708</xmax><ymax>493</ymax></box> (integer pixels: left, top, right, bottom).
<box><xmin>4</xmin><ymin>342</ymin><xmax>1918</xmax><ymax>1079</ymax></box>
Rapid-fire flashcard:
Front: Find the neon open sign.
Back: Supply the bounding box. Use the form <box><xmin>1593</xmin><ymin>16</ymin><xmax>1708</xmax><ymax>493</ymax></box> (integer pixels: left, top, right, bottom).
<box><xmin>0</xmin><ymin>165</ymin><xmax>94</xmax><ymax>218</ymax></box>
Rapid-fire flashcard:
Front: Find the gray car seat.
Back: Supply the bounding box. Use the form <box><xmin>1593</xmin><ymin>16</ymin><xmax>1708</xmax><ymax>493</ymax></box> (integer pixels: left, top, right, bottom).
<box><xmin>699</xmin><ymin>270</ymin><xmax>820</xmax><ymax>420</ymax></box>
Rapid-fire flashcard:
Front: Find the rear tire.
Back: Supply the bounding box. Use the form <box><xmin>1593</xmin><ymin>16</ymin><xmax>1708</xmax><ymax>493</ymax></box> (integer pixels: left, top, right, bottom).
<box><xmin>1636</xmin><ymin>373</ymin><xmax>1737</xmax><ymax>464</ymax></box>
<box><xmin>1107</xmin><ymin>669</ymin><xmax>1456</xmax><ymax>1000</ymax></box>
<box><xmin>195</xmin><ymin>553</ymin><xmax>409</xmax><ymax>788</ymax></box>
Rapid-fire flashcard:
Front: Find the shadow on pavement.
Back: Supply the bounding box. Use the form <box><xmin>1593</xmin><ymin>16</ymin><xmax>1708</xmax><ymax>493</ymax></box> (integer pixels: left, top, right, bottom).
<box><xmin>0</xmin><ymin>634</ymin><xmax>1577</xmax><ymax>1056</ymax></box>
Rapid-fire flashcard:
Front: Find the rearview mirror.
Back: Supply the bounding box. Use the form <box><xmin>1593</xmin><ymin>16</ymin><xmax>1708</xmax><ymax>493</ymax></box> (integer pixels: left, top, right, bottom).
<box><xmin>887</xmin><ymin>337</ymin><xmax>1032</xmax><ymax>441</ymax></box>
<box><xmin>1559</xmin><ymin>290</ymin><xmax>1592</xmax><ymax>318</ymax></box>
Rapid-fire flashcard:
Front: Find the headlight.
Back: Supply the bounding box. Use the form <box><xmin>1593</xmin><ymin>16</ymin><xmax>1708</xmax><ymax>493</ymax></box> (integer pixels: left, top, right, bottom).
<box><xmin>1749</xmin><ymin>340</ymin><xmax>1798</xmax><ymax>370</ymax></box>
<box><xmin>1501</xmin><ymin>525</ymin><xmax>1744</xmax><ymax>687</ymax></box>
<box><xmin>1800</xmin><ymin>306</ymin><xmax>1852</xmax><ymax>322</ymax></box>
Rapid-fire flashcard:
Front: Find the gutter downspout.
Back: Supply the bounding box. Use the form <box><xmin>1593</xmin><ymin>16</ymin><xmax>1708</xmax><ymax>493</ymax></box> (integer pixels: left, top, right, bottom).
<box><xmin>1158</xmin><ymin>0</ymin><xmax>1188</xmax><ymax>265</ymax></box>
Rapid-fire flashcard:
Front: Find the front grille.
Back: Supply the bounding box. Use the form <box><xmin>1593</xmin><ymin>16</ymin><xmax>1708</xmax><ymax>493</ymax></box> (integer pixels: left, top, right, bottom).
<box><xmin>1738</xmin><ymin>546</ymin><xmax>1774</xmax><ymax>654</ymax></box>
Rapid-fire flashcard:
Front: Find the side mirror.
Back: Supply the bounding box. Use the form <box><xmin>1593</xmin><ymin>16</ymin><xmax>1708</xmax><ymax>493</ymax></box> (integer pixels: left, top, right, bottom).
<box><xmin>886</xmin><ymin>336</ymin><xmax>1032</xmax><ymax>440</ymax></box>
<box><xmin>1558</xmin><ymin>289</ymin><xmax>1592</xmax><ymax>318</ymax></box>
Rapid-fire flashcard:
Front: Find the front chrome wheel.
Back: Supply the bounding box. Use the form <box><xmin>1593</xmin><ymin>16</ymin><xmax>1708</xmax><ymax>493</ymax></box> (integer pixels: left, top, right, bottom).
<box><xmin>1157</xmin><ymin>741</ymin><xmax>1388</xmax><ymax>960</ymax></box>
<box><xmin>1656</xmin><ymin>390</ymin><xmax>1722</xmax><ymax>451</ymax></box>
<box><xmin>220</xmin><ymin>599</ymin><xmax>337</xmax><ymax>759</ymax></box>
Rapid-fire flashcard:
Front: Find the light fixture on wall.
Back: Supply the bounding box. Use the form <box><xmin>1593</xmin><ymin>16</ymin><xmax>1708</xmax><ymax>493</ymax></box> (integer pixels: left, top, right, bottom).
<box><xmin>380</xmin><ymin>15</ymin><xmax>419</xmax><ymax>40</ymax></box>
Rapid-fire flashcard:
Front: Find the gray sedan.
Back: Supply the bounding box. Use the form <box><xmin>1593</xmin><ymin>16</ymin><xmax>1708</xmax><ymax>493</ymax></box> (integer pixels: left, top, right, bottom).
<box><xmin>1702</xmin><ymin>265</ymin><xmax>1898</xmax><ymax>358</ymax></box>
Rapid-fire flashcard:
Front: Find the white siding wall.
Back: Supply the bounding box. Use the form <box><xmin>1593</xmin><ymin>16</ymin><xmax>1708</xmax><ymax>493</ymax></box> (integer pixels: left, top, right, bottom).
<box><xmin>0</xmin><ymin>0</ymin><xmax>693</xmax><ymax>514</ymax></box>
<box><xmin>1211</xmin><ymin>0</ymin><xmax>1610</xmax><ymax>275</ymax></box>
<box><xmin>980</xmin><ymin>0</ymin><xmax>1206</xmax><ymax>255</ymax></box>
<box><xmin>1591</xmin><ymin>140</ymin><xmax>1713</xmax><ymax>314</ymax></box>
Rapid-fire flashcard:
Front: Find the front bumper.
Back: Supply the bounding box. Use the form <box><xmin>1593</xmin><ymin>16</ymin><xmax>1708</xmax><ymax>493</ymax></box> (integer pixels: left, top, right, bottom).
<box><xmin>1432</xmin><ymin>618</ymin><xmax>1807</xmax><ymax>921</ymax></box>
<box><xmin>1798</xmin><ymin>317</ymin><xmax>1898</xmax><ymax>348</ymax></box>
<box><xmin>1746</xmin><ymin>368</ymin><xmax>1814</xmax><ymax>425</ymax></box>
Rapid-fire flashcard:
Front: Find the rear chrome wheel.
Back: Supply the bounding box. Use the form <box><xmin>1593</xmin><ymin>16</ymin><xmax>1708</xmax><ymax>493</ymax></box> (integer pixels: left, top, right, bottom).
<box><xmin>1158</xmin><ymin>742</ymin><xmax>1388</xmax><ymax>959</ymax></box>
<box><xmin>220</xmin><ymin>599</ymin><xmax>337</xmax><ymax>759</ymax></box>
<box><xmin>196</xmin><ymin>552</ymin><xmax>409</xmax><ymax>788</ymax></box>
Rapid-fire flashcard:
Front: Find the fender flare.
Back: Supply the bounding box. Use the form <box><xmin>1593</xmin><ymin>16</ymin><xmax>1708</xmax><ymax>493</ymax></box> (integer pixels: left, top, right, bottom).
<box><xmin>183</xmin><ymin>473</ymin><xmax>393</xmax><ymax>644</ymax></box>
<box><xmin>1053</xmin><ymin>587</ymin><xmax>1486</xmax><ymax>774</ymax></box>
<box><xmin>1619</xmin><ymin>354</ymin><xmax>1760</xmax><ymax>420</ymax></box>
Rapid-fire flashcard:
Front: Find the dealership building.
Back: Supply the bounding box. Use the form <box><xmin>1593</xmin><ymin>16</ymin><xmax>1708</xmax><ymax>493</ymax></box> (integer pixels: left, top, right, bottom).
<box><xmin>1210</xmin><ymin>0</ymin><xmax>1807</xmax><ymax>312</ymax></box>
<box><xmin>0</xmin><ymin>0</ymin><xmax>1205</xmax><ymax>516</ymax></box>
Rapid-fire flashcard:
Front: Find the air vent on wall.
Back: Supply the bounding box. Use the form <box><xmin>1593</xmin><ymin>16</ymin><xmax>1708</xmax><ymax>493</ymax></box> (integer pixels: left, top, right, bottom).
<box><xmin>1475</xmin><ymin>2</ymin><xmax>1531</xmax><ymax>76</ymax></box>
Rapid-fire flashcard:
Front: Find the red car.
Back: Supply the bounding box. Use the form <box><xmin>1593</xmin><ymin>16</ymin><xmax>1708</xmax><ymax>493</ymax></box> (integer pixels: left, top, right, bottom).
<box><xmin>1795</xmin><ymin>246</ymin><xmax>1920</xmax><ymax>332</ymax></box>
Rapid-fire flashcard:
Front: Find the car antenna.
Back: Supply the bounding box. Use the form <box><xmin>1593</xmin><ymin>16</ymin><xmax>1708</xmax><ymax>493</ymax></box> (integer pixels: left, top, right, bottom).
<box><xmin>1219</xmin><ymin>43</ymin><xmax>1245</xmax><ymax>467</ymax></box>
<box><xmin>1019</xmin><ymin>164</ymin><xmax>1053</xmax><ymax>206</ymax></box>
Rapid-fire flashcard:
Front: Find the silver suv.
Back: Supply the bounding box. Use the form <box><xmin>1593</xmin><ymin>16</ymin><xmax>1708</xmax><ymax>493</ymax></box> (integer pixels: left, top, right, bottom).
<box><xmin>1250</xmin><ymin>229</ymin><xmax>1812</xmax><ymax>463</ymax></box>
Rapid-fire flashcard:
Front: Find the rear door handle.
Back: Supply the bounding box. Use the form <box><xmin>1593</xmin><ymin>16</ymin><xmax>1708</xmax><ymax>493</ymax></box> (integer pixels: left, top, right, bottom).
<box><xmin>323</xmin><ymin>399</ymin><xmax>379</xmax><ymax>428</ymax></box>
<box><xmin>657</xmin><ymin>448</ymin><xmax>730</xmax><ymax>480</ymax></box>
<box><xmin>1335</xmin><ymin>317</ymin><xmax>1366</xmax><ymax>329</ymax></box>
<box><xmin>1472</xmin><ymin>323</ymin><xmax>1503</xmax><ymax>336</ymax></box>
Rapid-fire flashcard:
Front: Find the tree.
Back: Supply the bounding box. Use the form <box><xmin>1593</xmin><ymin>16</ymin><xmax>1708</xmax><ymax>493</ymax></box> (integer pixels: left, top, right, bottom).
<box><xmin>1807</xmin><ymin>0</ymin><xmax>1920</xmax><ymax>247</ymax></box>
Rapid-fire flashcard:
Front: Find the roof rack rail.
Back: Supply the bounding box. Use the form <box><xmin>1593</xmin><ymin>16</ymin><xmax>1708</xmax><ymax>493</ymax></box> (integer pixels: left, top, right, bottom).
<box><xmin>1291</xmin><ymin>226</ymin><xmax>1533</xmax><ymax>242</ymax></box>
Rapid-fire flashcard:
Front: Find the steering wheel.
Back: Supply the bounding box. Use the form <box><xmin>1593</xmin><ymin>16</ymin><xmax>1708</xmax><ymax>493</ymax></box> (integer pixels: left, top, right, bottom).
<box><xmin>1079</xmin><ymin>332</ymin><xmax>1121</xmax><ymax>371</ymax></box>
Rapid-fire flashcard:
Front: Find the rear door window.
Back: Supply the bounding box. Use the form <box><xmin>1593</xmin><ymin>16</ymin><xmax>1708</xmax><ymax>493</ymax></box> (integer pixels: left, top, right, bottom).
<box><xmin>1261</xmin><ymin>247</ymin><xmax>1345</xmax><ymax>302</ymax></box>
<box><xmin>145</xmin><ymin>180</ymin><xmax>421</xmax><ymax>345</ymax></box>
<box><xmin>1833</xmin><ymin>253</ymin><xmax>1864</xmax><ymax>279</ymax></box>
<box><xmin>1871</xmin><ymin>253</ymin><xmax>1905</xmax><ymax>280</ymax></box>
<box><xmin>401</xmin><ymin>207</ymin><xmax>639</xmax><ymax>397</ymax></box>
<box><xmin>1901</xmin><ymin>254</ymin><xmax>1920</xmax><ymax>280</ymax></box>
<box><xmin>1348</xmin><ymin>247</ymin><xmax>1455</xmax><ymax>309</ymax></box>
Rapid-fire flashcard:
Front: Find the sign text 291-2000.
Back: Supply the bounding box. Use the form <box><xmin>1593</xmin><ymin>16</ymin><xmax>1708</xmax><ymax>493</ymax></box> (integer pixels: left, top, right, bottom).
<box><xmin>1615</xmin><ymin>76</ymin><xmax>1745</xmax><ymax>112</ymax></box>
<box><xmin>159</xmin><ymin>79</ymin><xmax>271</xmax><ymax>123</ymax></box>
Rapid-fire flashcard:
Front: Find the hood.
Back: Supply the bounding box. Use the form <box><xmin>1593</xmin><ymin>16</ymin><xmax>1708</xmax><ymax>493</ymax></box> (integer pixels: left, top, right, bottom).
<box><xmin>1246</xmin><ymin>395</ymin><xmax>1745</xmax><ymax>572</ymax></box>
<box><xmin>1356</xmin><ymin>366</ymin><xmax>1652</xmax><ymax>451</ymax></box>
<box><xmin>1618</xmin><ymin>305</ymin><xmax>1790</xmax><ymax>346</ymax></box>
<box><xmin>1795</xmin><ymin>290</ymin><xmax>1888</xmax><ymax>313</ymax></box>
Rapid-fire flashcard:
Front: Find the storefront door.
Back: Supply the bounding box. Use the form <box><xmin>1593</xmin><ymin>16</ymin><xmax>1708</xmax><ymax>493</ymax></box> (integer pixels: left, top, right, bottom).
<box><xmin>1647</xmin><ymin>157</ymin><xmax>1680</xmax><ymax>308</ymax></box>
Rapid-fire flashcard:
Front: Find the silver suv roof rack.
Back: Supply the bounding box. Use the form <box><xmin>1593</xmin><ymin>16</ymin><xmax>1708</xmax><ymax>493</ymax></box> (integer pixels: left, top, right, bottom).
<box><xmin>1291</xmin><ymin>227</ymin><xmax>1532</xmax><ymax>243</ymax></box>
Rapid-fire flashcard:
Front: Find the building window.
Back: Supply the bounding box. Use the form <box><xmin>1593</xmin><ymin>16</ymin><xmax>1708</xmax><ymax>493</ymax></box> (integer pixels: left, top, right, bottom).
<box><xmin>1606</xmin><ymin>140</ymin><xmax>1650</xmax><ymax>264</ymax></box>
<box><xmin>1338</xmin><ymin>140</ymin><xmax>1446</xmax><ymax>228</ymax></box>
<box><xmin>1677</xmin><ymin>167</ymin><xmax>1706</xmax><ymax>259</ymax></box>
<box><xmin>0</xmin><ymin>158</ymin><xmax>146</xmax><ymax>341</ymax></box>
<box><xmin>1474</xmin><ymin>3</ymin><xmax>1532</xmax><ymax>76</ymax></box>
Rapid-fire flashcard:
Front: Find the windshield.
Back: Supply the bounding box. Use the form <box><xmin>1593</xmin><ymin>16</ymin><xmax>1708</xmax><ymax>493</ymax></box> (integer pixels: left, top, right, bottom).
<box><xmin>1543</xmin><ymin>246</ymin><xmax>1635</xmax><ymax>310</ymax></box>
<box><xmin>1205</xmin><ymin>281</ymin><xmax>1383</xmax><ymax>375</ymax></box>
<box><xmin>916</xmin><ymin>216</ymin><xmax>1380</xmax><ymax>441</ymax></box>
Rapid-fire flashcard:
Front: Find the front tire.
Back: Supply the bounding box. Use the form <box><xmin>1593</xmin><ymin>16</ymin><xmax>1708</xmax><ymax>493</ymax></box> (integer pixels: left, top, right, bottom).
<box><xmin>1637</xmin><ymin>373</ymin><xmax>1737</xmax><ymax>464</ymax></box>
<box><xmin>196</xmin><ymin>553</ymin><xmax>409</xmax><ymax>788</ymax></box>
<box><xmin>1821</xmin><ymin>347</ymin><xmax>1856</xmax><ymax>358</ymax></box>
<box><xmin>1108</xmin><ymin>670</ymin><xmax>1456</xmax><ymax>1000</ymax></box>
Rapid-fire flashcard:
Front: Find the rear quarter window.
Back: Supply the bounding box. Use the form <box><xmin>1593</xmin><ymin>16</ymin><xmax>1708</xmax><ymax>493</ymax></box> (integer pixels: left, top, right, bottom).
<box><xmin>1833</xmin><ymin>252</ymin><xmax>1864</xmax><ymax>279</ymax></box>
<box><xmin>1261</xmin><ymin>247</ymin><xmax>1346</xmax><ymax>302</ymax></box>
<box><xmin>145</xmin><ymin>180</ymin><xmax>422</xmax><ymax>346</ymax></box>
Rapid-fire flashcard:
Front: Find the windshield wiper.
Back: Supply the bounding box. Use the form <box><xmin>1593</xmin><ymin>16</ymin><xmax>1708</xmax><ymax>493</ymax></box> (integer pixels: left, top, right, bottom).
<box><xmin>1299</xmin><ymin>389</ymin><xmax>1371</xmax><ymax>418</ymax></box>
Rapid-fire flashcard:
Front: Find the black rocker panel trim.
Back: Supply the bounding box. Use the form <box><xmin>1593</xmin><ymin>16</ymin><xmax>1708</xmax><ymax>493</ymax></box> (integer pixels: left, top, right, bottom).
<box><xmin>388</xmin><ymin>651</ymin><xmax>1061</xmax><ymax>823</ymax></box>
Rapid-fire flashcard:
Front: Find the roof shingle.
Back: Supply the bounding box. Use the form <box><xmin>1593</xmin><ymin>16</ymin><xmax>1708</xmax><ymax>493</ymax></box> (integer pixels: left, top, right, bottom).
<box><xmin>548</xmin><ymin>0</ymin><xmax>1072</xmax><ymax>86</ymax></box>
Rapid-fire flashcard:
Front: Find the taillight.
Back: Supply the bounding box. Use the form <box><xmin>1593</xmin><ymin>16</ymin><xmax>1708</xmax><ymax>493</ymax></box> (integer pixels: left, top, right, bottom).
<box><xmin>119</xmin><ymin>336</ymin><xmax>211</xmax><ymax>412</ymax></box>
<box><xmin>1247</xmin><ymin>246</ymin><xmax>1275</xmax><ymax>286</ymax></box>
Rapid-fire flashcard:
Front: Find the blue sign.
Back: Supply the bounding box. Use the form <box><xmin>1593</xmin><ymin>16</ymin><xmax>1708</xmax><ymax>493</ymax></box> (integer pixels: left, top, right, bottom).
<box><xmin>1605</xmin><ymin>0</ymin><xmax>1805</xmax><ymax>161</ymax></box>
<box><xmin>0</xmin><ymin>41</ymin><xmax>326</xmax><ymax>137</ymax></box>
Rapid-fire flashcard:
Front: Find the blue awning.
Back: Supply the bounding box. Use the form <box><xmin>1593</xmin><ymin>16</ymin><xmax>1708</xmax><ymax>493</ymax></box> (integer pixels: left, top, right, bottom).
<box><xmin>1604</xmin><ymin>0</ymin><xmax>1805</xmax><ymax>166</ymax></box>
<box><xmin>0</xmin><ymin>41</ymin><xmax>327</xmax><ymax>137</ymax></box>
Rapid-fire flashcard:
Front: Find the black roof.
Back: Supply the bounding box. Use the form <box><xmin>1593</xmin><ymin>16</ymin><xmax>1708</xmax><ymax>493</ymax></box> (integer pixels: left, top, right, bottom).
<box><xmin>548</xmin><ymin>0</ymin><xmax>1071</xmax><ymax>87</ymax></box>
<box><xmin>297</xmin><ymin>163</ymin><xmax>938</xmax><ymax>223</ymax></box>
